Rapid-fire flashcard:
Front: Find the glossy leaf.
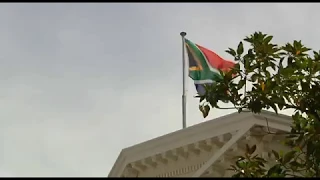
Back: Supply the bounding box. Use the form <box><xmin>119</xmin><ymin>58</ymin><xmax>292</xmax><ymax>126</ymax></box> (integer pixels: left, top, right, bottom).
<box><xmin>201</xmin><ymin>32</ymin><xmax>320</xmax><ymax>177</ymax></box>
<box><xmin>237</xmin><ymin>41</ymin><xmax>244</xmax><ymax>55</ymax></box>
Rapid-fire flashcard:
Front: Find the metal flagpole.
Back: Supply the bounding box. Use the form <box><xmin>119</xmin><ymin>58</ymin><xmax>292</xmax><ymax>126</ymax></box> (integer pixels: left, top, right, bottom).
<box><xmin>180</xmin><ymin>31</ymin><xmax>187</xmax><ymax>129</ymax></box>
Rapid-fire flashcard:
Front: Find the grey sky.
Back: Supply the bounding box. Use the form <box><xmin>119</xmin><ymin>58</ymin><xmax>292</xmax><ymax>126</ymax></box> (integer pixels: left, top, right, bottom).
<box><xmin>0</xmin><ymin>3</ymin><xmax>318</xmax><ymax>177</ymax></box>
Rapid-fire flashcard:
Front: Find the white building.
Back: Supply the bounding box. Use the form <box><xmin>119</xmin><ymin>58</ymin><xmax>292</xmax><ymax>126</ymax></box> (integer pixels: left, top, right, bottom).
<box><xmin>109</xmin><ymin>110</ymin><xmax>292</xmax><ymax>177</ymax></box>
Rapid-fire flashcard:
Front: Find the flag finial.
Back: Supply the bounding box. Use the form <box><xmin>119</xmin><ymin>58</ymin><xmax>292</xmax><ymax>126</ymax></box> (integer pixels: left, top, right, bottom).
<box><xmin>180</xmin><ymin>32</ymin><xmax>187</xmax><ymax>37</ymax></box>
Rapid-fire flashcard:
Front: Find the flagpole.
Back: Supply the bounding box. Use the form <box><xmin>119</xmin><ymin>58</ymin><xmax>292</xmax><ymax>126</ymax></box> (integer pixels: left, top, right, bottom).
<box><xmin>180</xmin><ymin>31</ymin><xmax>187</xmax><ymax>129</ymax></box>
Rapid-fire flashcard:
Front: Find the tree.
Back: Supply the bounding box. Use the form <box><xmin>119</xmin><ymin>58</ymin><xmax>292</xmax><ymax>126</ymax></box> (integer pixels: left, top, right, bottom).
<box><xmin>198</xmin><ymin>32</ymin><xmax>320</xmax><ymax>177</ymax></box>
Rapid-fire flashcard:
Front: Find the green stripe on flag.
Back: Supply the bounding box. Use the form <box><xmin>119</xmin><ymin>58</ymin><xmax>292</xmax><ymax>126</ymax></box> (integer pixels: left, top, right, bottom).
<box><xmin>185</xmin><ymin>39</ymin><xmax>222</xmax><ymax>82</ymax></box>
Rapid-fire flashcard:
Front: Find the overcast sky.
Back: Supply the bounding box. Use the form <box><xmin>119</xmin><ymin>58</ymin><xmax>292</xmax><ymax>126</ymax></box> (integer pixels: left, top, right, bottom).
<box><xmin>0</xmin><ymin>3</ymin><xmax>318</xmax><ymax>177</ymax></box>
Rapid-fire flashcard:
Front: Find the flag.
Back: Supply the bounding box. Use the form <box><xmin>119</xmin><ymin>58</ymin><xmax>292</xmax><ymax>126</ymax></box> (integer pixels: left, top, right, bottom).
<box><xmin>184</xmin><ymin>38</ymin><xmax>235</xmax><ymax>96</ymax></box>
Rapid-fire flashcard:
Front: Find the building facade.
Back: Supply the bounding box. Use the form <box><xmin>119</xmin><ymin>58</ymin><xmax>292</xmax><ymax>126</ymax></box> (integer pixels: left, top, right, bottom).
<box><xmin>108</xmin><ymin>111</ymin><xmax>292</xmax><ymax>177</ymax></box>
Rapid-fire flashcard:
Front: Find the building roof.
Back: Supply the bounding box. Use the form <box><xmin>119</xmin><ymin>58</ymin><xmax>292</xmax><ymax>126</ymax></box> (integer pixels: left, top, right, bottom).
<box><xmin>108</xmin><ymin>110</ymin><xmax>292</xmax><ymax>177</ymax></box>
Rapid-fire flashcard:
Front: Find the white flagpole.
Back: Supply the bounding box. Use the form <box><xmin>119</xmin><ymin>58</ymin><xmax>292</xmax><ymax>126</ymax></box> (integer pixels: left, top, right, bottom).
<box><xmin>180</xmin><ymin>32</ymin><xmax>187</xmax><ymax>129</ymax></box>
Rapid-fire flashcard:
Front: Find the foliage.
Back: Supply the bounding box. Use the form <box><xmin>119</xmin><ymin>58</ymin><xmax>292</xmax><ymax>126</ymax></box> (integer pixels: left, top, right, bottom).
<box><xmin>198</xmin><ymin>32</ymin><xmax>320</xmax><ymax>177</ymax></box>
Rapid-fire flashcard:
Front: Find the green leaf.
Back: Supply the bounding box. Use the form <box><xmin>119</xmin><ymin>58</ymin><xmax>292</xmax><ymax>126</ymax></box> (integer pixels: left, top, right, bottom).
<box><xmin>199</xmin><ymin>95</ymin><xmax>206</xmax><ymax>103</ymax></box>
<box><xmin>267</xmin><ymin>164</ymin><xmax>282</xmax><ymax>176</ymax></box>
<box><xmin>287</xmin><ymin>56</ymin><xmax>293</xmax><ymax>65</ymax></box>
<box><xmin>265</xmin><ymin>35</ymin><xmax>273</xmax><ymax>44</ymax></box>
<box><xmin>269</xmin><ymin>103</ymin><xmax>278</xmax><ymax>114</ymax></box>
<box><xmin>300</xmin><ymin>81</ymin><xmax>309</xmax><ymax>91</ymax></box>
<box><xmin>251</xmin><ymin>74</ymin><xmax>259</xmax><ymax>82</ymax></box>
<box><xmin>233</xmin><ymin>63</ymin><xmax>241</xmax><ymax>71</ymax></box>
<box><xmin>245</xmin><ymin>144</ymin><xmax>250</xmax><ymax>153</ymax></box>
<box><xmin>226</xmin><ymin>168</ymin><xmax>235</xmax><ymax>171</ymax></box>
<box><xmin>278</xmin><ymin>103</ymin><xmax>284</xmax><ymax>110</ymax></box>
<box><xmin>203</xmin><ymin>105</ymin><xmax>210</xmax><ymax>118</ymax></box>
<box><xmin>244</xmin><ymin>56</ymin><xmax>250</xmax><ymax>69</ymax></box>
<box><xmin>237</xmin><ymin>41</ymin><xmax>244</xmax><ymax>55</ymax></box>
<box><xmin>199</xmin><ymin>105</ymin><xmax>210</xmax><ymax>118</ymax></box>
<box><xmin>226</xmin><ymin>48</ymin><xmax>237</xmax><ymax>57</ymax></box>
<box><xmin>255</xmin><ymin>157</ymin><xmax>267</xmax><ymax>163</ymax></box>
<box><xmin>257</xmin><ymin>161</ymin><xmax>265</xmax><ymax>167</ymax></box>
<box><xmin>293</xmin><ymin>40</ymin><xmax>300</xmax><ymax>49</ymax></box>
<box><xmin>238</xmin><ymin>79</ymin><xmax>246</xmax><ymax>89</ymax></box>
<box><xmin>289</xmin><ymin>161</ymin><xmax>301</xmax><ymax>170</ymax></box>
<box><xmin>279</xmin><ymin>150</ymin><xmax>284</xmax><ymax>156</ymax></box>
<box><xmin>232</xmin><ymin>173</ymin><xmax>241</xmax><ymax>178</ymax></box>
<box><xmin>278</xmin><ymin>57</ymin><xmax>284</xmax><ymax>68</ymax></box>
<box><xmin>272</xmin><ymin>150</ymin><xmax>279</xmax><ymax>159</ymax></box>
<box><xmin>236</xmin><ymin>161</ymin><xmax>246</xmax><ymax>168</ymax></box>
<box><xmin>282</xmin><ymin>151</ymin><xmax>295</xmax><ymax>164</ymax></box>
<box><xmin>244</xmin><ymin>36</ymin><xmax>253</xmax><ymax>43</ymax></box>
<box><xmin>248</xmin><ymin>144</ymin><xmax>257</xmax><ymax>155</ymax></box>
<box><xmin>198</xmin><ymin>34</ymin><xmax>320</xmax><ymax>177</ymax></box>
<box><xmin>231</xmin><ymin>165</ymin><xmax>239</xmax><ymax>170</ymax></box>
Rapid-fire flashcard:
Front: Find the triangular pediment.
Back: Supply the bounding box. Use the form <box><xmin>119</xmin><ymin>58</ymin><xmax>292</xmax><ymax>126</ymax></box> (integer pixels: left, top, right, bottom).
<box><xmin>108</xmin><ymin>111</ymin><xmax>292</xmax><ymax>177</ymax></box>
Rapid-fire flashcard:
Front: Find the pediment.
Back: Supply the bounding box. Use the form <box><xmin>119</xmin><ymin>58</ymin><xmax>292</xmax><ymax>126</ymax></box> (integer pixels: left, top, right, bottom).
<box><xmin>108</xmin><ymin>110</ymin><xmax>292</xmax><ymax>177</ymax></box>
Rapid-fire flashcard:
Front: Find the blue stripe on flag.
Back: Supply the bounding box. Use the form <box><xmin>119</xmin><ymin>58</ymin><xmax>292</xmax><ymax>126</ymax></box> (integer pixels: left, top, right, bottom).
<box><xmin>195</xmin><ymin>84</ymin><xmax>206</xmax><ymax>96</ymax></box>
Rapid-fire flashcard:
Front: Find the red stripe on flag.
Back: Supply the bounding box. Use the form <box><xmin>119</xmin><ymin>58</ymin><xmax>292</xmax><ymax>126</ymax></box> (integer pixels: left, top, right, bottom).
<box><xmin>196</xmin><ymin>44</ymin><xmax>225</xmax><ymax>69</ymax></box>
<box><xmin>221</xmin><ymin>60</ymin><xmax>235</xmax><ymax>71</ymax></box>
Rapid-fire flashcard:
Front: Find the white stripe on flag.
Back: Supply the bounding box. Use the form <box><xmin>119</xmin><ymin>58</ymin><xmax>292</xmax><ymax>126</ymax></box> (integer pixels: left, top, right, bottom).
<box><xmin>194</xmin><ymin>79</ymin><xmax>215</xmax><ymax>84</ymax></box>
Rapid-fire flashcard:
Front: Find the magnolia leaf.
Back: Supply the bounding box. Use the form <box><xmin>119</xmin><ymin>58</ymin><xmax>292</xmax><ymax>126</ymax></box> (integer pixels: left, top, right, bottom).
<box><xmin>237</xmin><ymin>41</ymin><xmax>244</xmax><ymax>55</ymax></box>
<box><xmin>199</xmin><ymin>104</ymin><xmax>210</xmax><ymax>118</ymax></box>
<box><xmin>282</xmin><ymin>151</ymin><xmax>295</xmax><ymax>164</ymax></box>
<box><xmin>248</xmin><ymin>145</ymin><xmax>257</xmax><ymax>155</ymax></box>
<box><xmin>265</xmin><ymin>35</ymin><xmax>273</xmax><ymax>44</ymax></box>
<box><xmin>272</xmin><ymin>150</ymin><xmax>279</xmax><ymax>159</ymax></box>
<box><xmin>226</xmin><ymin>48</ymin><xmax>237</xmax><ymax>57</ymax></box>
